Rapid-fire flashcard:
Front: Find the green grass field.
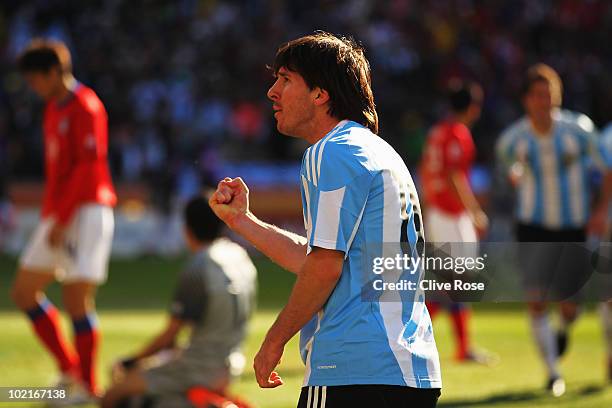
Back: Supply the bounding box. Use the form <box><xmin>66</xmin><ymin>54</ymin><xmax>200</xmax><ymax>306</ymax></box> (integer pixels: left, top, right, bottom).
<box><xmin>1</xmin><ymin>255</ymin><xmax>610</xmax><ymax>407</ymax></box>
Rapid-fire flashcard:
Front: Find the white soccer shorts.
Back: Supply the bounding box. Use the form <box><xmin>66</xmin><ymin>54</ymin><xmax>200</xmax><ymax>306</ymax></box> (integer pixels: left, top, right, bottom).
<box><xmin>425</xmin><ymin>207</ymin><xmax>478</xmax><ymax>259</ymax></box>
<box><xmin>19</xmin><ymin>204</ymin><xmax>114</xmax><ymax>284</ymax></box>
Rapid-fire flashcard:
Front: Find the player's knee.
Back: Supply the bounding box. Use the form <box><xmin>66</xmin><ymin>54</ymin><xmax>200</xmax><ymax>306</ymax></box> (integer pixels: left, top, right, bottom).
<box><xmin>560</xmin><ymin>303</ymin><xmax>578</xmax><ymax>322</ymax></box>
<box><xmin>61</xmin><ymin>287</ymin><xmax>94</xmax><ymax>318</ymax></box>
<box><xmin>528</xmin><ymin>302</ymin><xmax>547</xmax><ymax>315</ymax></box>
<box><xmin>62</xmin><ymin>296</ymin><xmax>88</xmax><ymax>318</ymax></box>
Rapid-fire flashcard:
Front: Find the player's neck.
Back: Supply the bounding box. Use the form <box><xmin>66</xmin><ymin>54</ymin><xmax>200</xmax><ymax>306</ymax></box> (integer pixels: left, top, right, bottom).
<box><xmin>53</xmin><ymin>75</ymin><xmax>77</xmax><ymax>104</ymax></box>
<box><xmin>453</xmin><ymin>113</ymin><xmax>472</xmax><ymax>128</ymax></box>
<box><xmin>529</xmin><ymin>115</ymin><xmax>553</xmax><ymax>137</ymax></box>
<box><xmin>304</xmin><ymin>115</ymin><xmax>343</xmax><ymax>145</ymax></box>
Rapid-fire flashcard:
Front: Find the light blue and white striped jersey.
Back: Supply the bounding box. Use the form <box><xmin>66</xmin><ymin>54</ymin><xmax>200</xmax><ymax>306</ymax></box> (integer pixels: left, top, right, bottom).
<box><xmin>496</xmin><ymin>109</ymin><xmax>610</xmax><ymax>229</ymax></box>
<box><xmin>298</xmin><ymin>120</ymin><xmax>441</xmax><ymax>388</ymax></box>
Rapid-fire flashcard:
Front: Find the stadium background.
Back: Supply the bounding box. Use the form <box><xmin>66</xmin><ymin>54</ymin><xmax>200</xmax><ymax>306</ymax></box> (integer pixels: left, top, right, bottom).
<box><xmin>0</xmin><ymin>1</ymin><xmax>611</xmax><ymax>407</ymax></box>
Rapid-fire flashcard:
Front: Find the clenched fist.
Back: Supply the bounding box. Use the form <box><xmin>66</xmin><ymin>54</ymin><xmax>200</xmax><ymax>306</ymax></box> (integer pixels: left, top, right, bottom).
<box><xmin>208</xmin><ymin>177</ymin><xmax>251</xmax><ymax>230</ymax></box>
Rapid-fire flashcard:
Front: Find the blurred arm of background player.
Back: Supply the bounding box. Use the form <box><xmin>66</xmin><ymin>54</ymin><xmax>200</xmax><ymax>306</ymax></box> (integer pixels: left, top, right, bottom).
<box><xmin>112</xmin><ymin>317</ymin><xmax>186</xmax><ymax>380</ymax></box>
<box><xmin>588</xmin><ymin>171</ymin><xmax>612</xmax><ymax>236</ymax></box>
<box><xmin>450</xmin><ymin>171</ymin><xmax>489</xmax><ymax>237</ymax></box>
<box><xmin>209</xmin><ymin>177</ymin><xmax>307</xmax><ymax>274</ymax></box>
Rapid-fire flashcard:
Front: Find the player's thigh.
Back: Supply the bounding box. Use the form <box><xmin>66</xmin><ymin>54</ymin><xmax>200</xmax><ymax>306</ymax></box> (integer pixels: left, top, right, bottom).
<box><xmin>10</xmin><ymin>267</ymin><xmax>56</xmax><ymax>308</ymax></box>
<box><xmin>64</xmin><ymin>204</ymin><xmax>114</xmax><ymax>285</ymax></box>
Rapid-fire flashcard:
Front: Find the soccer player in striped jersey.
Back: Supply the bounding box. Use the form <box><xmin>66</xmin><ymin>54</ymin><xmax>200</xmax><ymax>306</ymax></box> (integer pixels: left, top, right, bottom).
<box><xmin>496</xmin><ymin>64</ymin><xmax>612</xmax><ymax>396</ymax></box>
<box><xmin>10</xmin><ymin>39</ymin><xmax>116</xmax><ymax>403</ymax></box>
<box><xmin>210</xmin><ymin>32</ymin><xmax>441</xmax><ymax>407</ymax></box>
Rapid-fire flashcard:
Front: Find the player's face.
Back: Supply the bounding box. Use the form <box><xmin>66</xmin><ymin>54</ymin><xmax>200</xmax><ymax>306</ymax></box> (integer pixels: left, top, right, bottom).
<box><xmin>267</xmin><ymin>67</ymin><xmax>316</xmax><ymax>138</ymax></box>
<box><xmin>524</xmin><ymin>81</ymin><xmax>553</xmax><ymax>120</ymax></box>
<box><xmin>23</xmin><ymin>70</ymin><xmax>61</xmax><ymax>101</ymax></box>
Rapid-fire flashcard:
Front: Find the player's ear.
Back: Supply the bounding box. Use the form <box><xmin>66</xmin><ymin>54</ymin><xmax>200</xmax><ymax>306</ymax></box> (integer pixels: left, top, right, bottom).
<box><xmin>312</xmin><ymin>87</ymin><xmax>330</xmax><ymax>106</ymax></box>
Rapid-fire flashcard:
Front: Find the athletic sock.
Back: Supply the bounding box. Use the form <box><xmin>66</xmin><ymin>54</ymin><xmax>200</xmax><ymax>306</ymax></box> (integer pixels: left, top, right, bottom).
<box><xmin>26</xmin><ymin>298</ymin><xmax>77</xmax><ymax>373</ymax></box>
<box><xmin>72</xmin><ymin>313</ymin><xmax>100</xmax><ymax>394</ymax></box>
<box><xmin>450</xmin><ymin>303</ymin><xmax>470</xmax><ymax>359</ymax></box>
<box><xmin>530</xmin><ymin>313</ymin><xmax>560</xmax><ymax>378</ymax></box>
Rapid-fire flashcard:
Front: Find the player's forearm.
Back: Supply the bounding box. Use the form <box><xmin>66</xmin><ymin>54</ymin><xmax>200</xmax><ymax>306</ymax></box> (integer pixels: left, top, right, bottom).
<box><xmin>133</xmin><ymin>319</ymin><xmax>182</xmax><ymax>360</ymax></box>
<box><xmin>264</xmin><ymin>249</ymin><xmax>343</xmax><ymax>347</ymax></box>
<box><xmin>450</xmin><ymin>171</ymin><xmax>482</xmax><ymax>213</ymax></box>
<box><xmin>231</xmin><ymin>212</ymin><xmax>308</xmax><ymax>274</ymax></box>
<box><xmin>133</xmin><ymin>332</ymin><xmax>175</xmax><ymax>361</ymax></box>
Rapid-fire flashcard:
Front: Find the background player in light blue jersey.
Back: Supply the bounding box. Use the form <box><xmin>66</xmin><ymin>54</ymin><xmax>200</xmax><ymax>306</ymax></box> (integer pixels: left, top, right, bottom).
<box><xmin>210</xmin><ymin>32</ymin><xmax>441</xmax><ymax>407</ymax></box>
<box><xmin>496</xmin><ymin>64</ymin><xmax>612</xmax><ymax>396</ymax></box>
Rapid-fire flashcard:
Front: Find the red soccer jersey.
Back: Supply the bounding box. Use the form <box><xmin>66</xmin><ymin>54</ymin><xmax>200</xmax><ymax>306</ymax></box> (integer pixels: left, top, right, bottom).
<box><xmin>42</xmin><ymin>83</ymin><xmax>116</xmax><ymax>224</ymax></box>
<box><xmin>419</xmin><ymin>120</ymin><xmax>475</xmax><ymax>215</ymax></box>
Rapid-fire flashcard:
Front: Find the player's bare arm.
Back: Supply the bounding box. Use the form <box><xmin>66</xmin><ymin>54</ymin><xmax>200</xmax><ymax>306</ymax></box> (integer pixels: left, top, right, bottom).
<box><xmin>47</xmin><ymin>222</ymin><xmax>66</xmax><ymax>248</ymax></box>
<box><xmin>449</xmin><ymin>171</ymin><xmax>489</xmax><ymax>236</ymax></box>
<box><xmin>112</xmin><ymin>317</ymin><xmax>185</xmax><ymax>381</ymax></box>
<box><xmin>253</xmin><ymin>247</ymin><xmax>344</xmax><ymax>388</ymax></box>
<box><xmin>209</xmin><ymin>177</ymin><xmax>308</xmax><ymax>274</ymax></box>
<box><xmin>133</xmin><ymin>317</ymin><xmax>184</xmax><ymax>360</ymax></box>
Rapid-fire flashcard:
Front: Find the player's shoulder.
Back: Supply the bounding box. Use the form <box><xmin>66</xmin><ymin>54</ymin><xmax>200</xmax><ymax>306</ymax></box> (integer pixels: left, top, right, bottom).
<box><xmin>208</xmin><ymin>238</ymin><xmax>256</xmax><ymax>272</ymax></box>
<box><xmin>445</xmin><ymin>120</ymin><xmax>472</xmax><ymax>142</ymax></box>
<box><xmin>73</xmin><ymin>84</ymin><xmax>105</xmax><ymax>116</ymax></box>
<box><xmin>603</xmin><ymin>124</ymin><xmax>612</xmax><ymax>140</ymax></box>
<box><xmin>555</xmin><ymin>109</ymin><xmax>596</xmax><ymax>134</ymax></box>
<box><xmin>309</xmin><ymin>121</ymin><xmax>384</xmax><ymax>189</ymax></box>
<box><xmin>321</xmin><ymin>121</ymin><xmax>373</xmax><ymax>155</ymax></box>
<box><xmin>209</xmin><ymin>237</ymin><xmax>251</xmax><ymax>259</ymax></box>
<box><xmin>500</xmin><ymin>116</ymin><xmax>529</xmax><ymax>140</ymax></box>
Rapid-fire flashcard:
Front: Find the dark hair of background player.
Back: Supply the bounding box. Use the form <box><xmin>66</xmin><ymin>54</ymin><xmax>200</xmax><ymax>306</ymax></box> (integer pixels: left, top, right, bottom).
<box><xmin>17</xmin><ymin>39</ymin><xmax>72</xmax><ymax>74</ymax></box>
<box><xmin>184</xmin><ymin>193</ymin><xmax>223</xmax><ymax>243</ymax></box>
<box><xmin>448</xmin><ymin>80</ymin><xmax>483</xmax><ymax>114</ymax></box>
<box><xmin>272</xmin><ymin>31</ymin><xmax>379</xmax><ymax>135</ymax></box>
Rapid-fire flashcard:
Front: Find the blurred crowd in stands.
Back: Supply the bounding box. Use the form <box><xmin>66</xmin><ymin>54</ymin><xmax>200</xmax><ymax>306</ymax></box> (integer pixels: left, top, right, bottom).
<box><xmin>1</xmin><ymin>0</ymin><xmax>611</xmax><ymax>206</ymax></box>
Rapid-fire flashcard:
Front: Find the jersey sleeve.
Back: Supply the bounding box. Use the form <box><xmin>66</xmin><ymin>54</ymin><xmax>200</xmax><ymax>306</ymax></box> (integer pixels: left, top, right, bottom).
<box><xmin>54</xmin><ymin>104</ymin><xmax>106</xmax><ymax>224</ymax></box>
<box><xmin>169</xmin><ymin>265</ymin><xmax>208</xmax><ymax>322</ymax></box>
<box><xmin>573</xmin><ymin>115</ymin><xmax>610</xmax><ymax>171</ymax></box>
<box><xmin>496</xmin><ymin>125</ymin><xmax>520</xmax><ymax>167</ymax></box>
<box><xmin>302</xmin><ymin>142</ymin><xmax>374</xmax><ymax>255</ymax></box>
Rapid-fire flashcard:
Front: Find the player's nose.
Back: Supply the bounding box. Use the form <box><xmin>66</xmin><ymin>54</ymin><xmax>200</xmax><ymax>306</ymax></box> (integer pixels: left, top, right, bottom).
<box><xmin>267</xmin><ymin>81</ymin><xmax>280</xmax><ymax>102</ymax></box>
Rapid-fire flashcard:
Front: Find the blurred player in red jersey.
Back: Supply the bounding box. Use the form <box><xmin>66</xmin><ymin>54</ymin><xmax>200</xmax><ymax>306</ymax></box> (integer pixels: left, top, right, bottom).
<box><xmin>420</xmin><ymin>81</ymin><xmax>496</xmax><ymax>365</ymax></box>
<box><xmin>10</xmin><ymin>39</ymin><xmax>116</xmax><ymax>404</ymax></box>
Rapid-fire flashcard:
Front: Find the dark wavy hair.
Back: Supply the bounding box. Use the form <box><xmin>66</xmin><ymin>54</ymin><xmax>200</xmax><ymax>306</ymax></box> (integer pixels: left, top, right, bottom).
<box><xmin>272</xmin><ymin>32</ymin><xmax>379</xmax><ymax>134</ymax></box>
<box><xmin>17</xmin><ymin>38</ymin><xmax>72</xmax><ymax>74</ymax></box>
